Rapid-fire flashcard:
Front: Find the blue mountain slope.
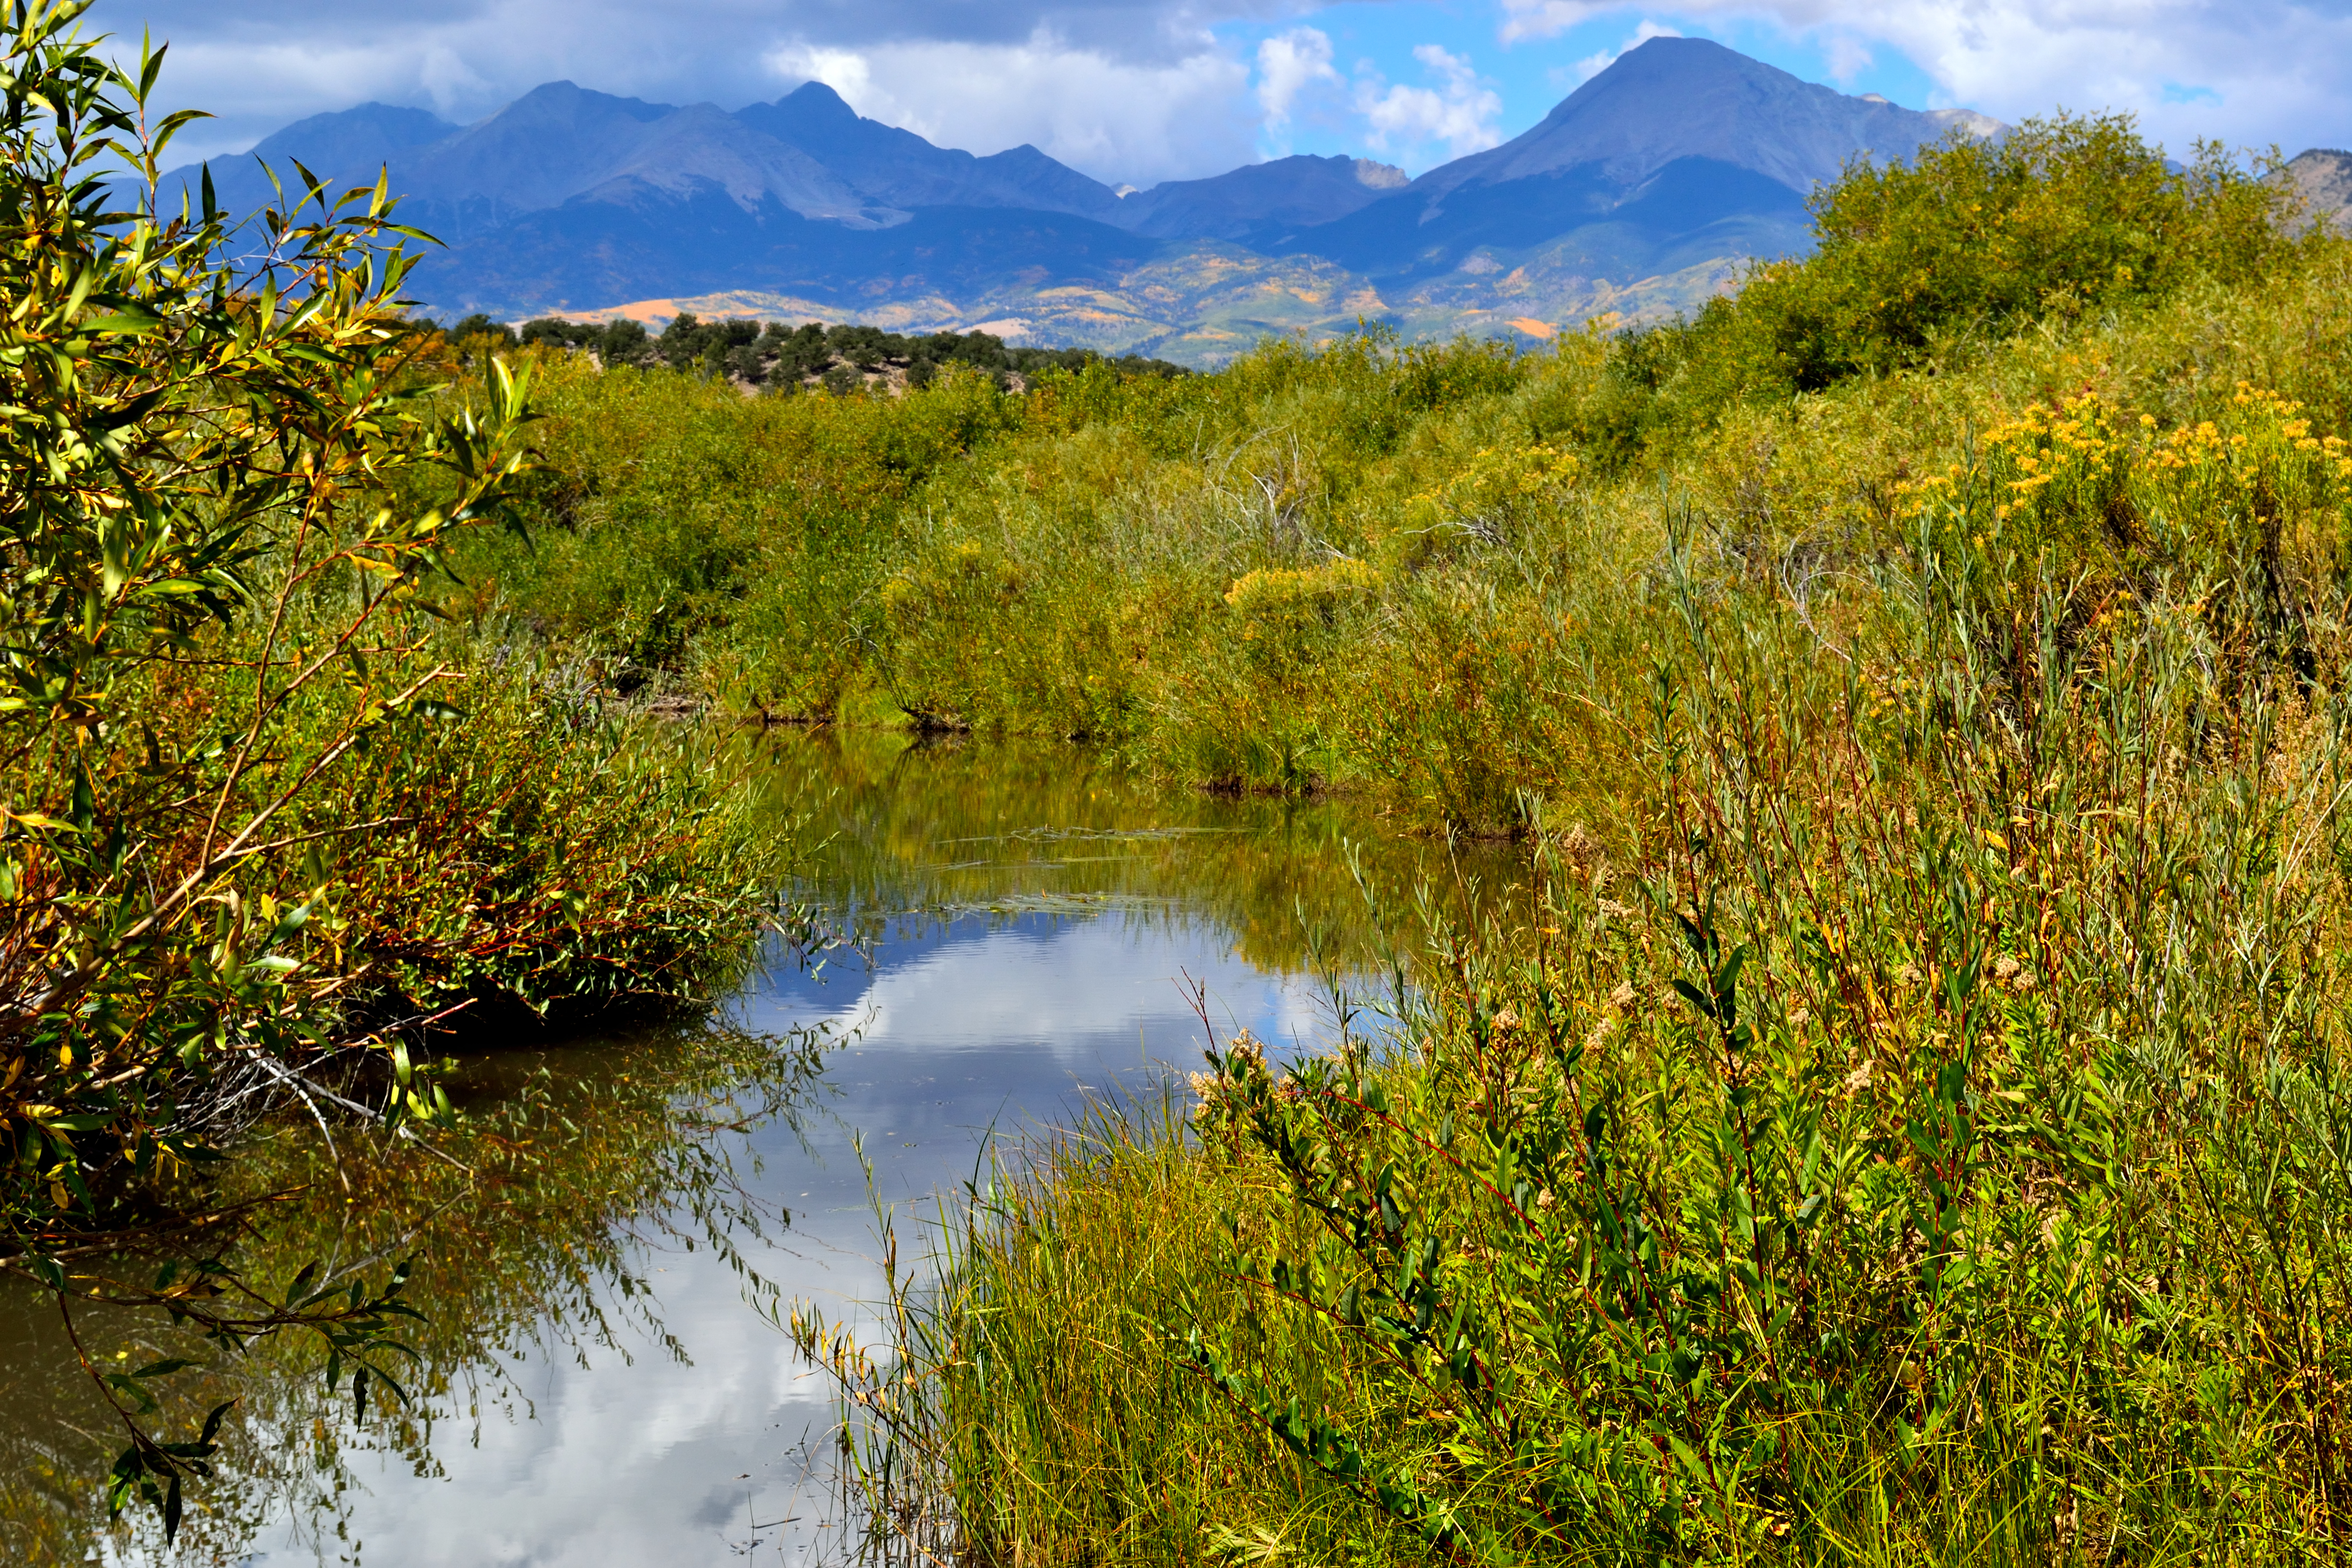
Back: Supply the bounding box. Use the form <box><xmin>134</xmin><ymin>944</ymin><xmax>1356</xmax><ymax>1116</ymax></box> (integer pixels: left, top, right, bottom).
<box><xmin>734</xmin><ymin>83</ymin><xmax>1120</xmax><ymax>218</ymax></box>
<box><xmin>1296</xmin><ymin>155</ymin><xmax>1812</xmax><ymax>279</ymax></box>
<box><xmin>437</xmin><ymin>190</ymin><xmax>1158</xmax><ymax>313</ymax></box>
<box><xmin>159</xmin><ymin>101</ymin><xmax>457</xmax><ymax>216</ymax></box>
<box><xmin>1111</xmin><ymin>154</ymin><xmax>1407</xmax><ymax>245</ymax></box>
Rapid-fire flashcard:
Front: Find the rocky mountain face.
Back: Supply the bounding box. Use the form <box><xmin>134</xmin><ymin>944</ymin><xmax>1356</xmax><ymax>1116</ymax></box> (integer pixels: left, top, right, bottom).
<box><xmin>2285</xmin><ymin>148</ymin><xmax>2352</xmax><ymax>234</ymax></box>
<box><xmin>734</xmin><ymin>83</ymin><xmax>1124</xmax><ymax>219</ymax></box>
<box><xmin>166</xmin><ymin>38</ymin><xmax>2010</xmax><ymax>363</ymax></box>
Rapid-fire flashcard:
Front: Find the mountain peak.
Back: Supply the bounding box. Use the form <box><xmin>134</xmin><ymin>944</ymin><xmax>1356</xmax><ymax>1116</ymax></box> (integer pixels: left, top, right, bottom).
<box><xmin>1421</xmin><ymin>33</ymin><xmax>2002</xmax><ymax>199</ymax></box>
<box><xmin>497</xmin><ymin>80</ymin><xmax>674</xmax><ymax>125</ymax></box>
<box><xmin>734</xmin><ymin>94</ymin><xmax>1119</xmax><ymax>219</ymax></box>
<box><xmin>774</xmin><ymin>80</ymin><xmax>859</xmax><ymax>123</ymax></box>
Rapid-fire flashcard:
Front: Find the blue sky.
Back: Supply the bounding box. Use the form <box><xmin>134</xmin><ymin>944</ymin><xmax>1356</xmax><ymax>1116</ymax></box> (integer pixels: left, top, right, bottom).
<box><xmin>97</xmin><ymin>1</ymin><xmax>2352</xmax><ymax>187</ymax></box>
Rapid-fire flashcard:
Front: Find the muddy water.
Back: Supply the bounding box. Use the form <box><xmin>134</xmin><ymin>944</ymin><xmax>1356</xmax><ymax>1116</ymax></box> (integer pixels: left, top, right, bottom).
<box><xmin>0</xmin><ymin>733</ymin><xmax>1519</xmax><ymax>1566</ymax></box>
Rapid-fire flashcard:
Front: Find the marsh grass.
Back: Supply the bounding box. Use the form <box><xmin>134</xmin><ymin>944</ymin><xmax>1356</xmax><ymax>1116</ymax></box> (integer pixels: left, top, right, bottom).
<box><xmin>823</xmin><ymin>467</ymin><xmax>2352</xmax><ymax>1560</ymax></box>
<box><xmin>785</xmin><ymin>262</ymin><xmax>2352</xmax><ymax>1568</ymax></box>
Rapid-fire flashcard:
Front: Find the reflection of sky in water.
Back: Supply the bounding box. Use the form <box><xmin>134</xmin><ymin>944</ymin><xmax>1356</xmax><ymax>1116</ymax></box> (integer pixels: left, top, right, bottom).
<box><xmin>224</xmin><ymin>908</ymin><xmax>1361</xmax><ymax>1567</ymax></box>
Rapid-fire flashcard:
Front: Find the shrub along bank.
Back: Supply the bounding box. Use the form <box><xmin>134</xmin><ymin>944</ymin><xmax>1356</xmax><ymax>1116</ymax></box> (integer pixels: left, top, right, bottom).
<box><xmin>0</xmin><ymin>13</ymin><xmax>786</xmax><ymax>1532</ymax></box>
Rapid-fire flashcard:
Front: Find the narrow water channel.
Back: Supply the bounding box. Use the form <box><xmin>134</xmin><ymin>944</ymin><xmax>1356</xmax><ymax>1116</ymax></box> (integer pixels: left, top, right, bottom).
<box><xmin>0</xmin><ymin>733</ymin><xmax>1518</xmax><ymax>1566</ymax></box>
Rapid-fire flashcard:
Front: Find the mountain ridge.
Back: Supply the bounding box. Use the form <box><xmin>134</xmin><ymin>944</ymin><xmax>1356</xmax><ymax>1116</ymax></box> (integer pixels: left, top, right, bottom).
<box><xmin>160</xmin><ymin>38</ymin><xmax>2014</xmax><ymax>364</ymax></box>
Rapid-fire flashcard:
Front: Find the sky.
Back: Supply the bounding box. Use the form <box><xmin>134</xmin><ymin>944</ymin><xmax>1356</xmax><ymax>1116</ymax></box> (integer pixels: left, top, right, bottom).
<box><xmin>92</xmin><ymin>0</ymin><xmax>2352</xmax><ymax>188</ymax></box>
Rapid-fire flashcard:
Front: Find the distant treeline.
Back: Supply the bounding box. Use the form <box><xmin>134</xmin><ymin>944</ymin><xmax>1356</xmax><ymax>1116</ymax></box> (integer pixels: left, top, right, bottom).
<box><xmin>438</xmin><ymin>311</ymin><xmax>1189</xmax><ymax>389</ymax></box>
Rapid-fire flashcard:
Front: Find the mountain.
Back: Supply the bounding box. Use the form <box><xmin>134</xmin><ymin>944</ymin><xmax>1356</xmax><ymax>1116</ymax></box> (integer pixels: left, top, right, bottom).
<box><xmin>1111</xmin><ymin>154</ymin><xmax>1407</xmax><ymax>244</ymax></box>
<box><xmin>735</xmin><ymin>83</ymin><xmax>1122</xmax><ymax>219</ymax></box>
<box><xmin>184</xmin><ymin>101</ymin><xmax>457</xmax><ymax>214</ymax></box>
<box><xmin>1294</xmin><ymin>38</ymin><xmax>2000</xmax><ymax>284</ymax></box>
<box><xmin>164</xmin><ymin>38</ymin><xmax>2009</xmax><ymax>363</ymax></box>
<box><xmin>2285</xmin><ymin>148</ymin><xmax>2352</xmax><ymax>234</ymax></box>
<box><xmin>165</xmin><ymin>82</ymin><xmax>890</xmax><ymax>237</ymax></box>
<box><xmin>1414</xmin><ymin>39</ymin><xmax>1996</xmax><ymax>203</ymax></box>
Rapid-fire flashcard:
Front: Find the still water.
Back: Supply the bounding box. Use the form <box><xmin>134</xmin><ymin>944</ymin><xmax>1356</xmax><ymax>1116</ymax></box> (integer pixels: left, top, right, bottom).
<box><xmin>0</xmin><ymin>733</ymin><xmax>1513</xmax><ymax>1565</ymax></box>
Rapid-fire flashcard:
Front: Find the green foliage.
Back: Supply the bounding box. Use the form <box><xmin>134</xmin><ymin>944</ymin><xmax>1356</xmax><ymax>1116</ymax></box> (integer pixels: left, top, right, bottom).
<box><xmin>511</xmin><ymin>310</ymin><xmax>1189</xmax><ymax>389</ymax></box>
<box><xmin>0</xmin><ymin>0</ymin><xmax>510</xmax><ymax>1239</ymax></box>
<box><xmin>1731</xmin><ymin>117</ymin><xmax>2289</xmax><ymax>390</ymax></box>
<box><xmin>454</xmin><ymin>354</ymin><xmax>1037</xmax><ymax>713</ymax></box>
<box><xmin>841</xmin><ymin>375</ymin><xmax>2352</xmax><ymax>1557</ymax></box>
<box><xmin>0</xmin><ymin>6</ymin><xmax>791</xmax><ymax>1536</ymax></box>
<box><xmin>519</xmin><ymin>311</ymin><xmax>647</xmax><ymax>364</ymax></box>
<box><xmin>447</xmin><ymin>311</ymin><xmax>519</xmax><ymax>350</ymax></box>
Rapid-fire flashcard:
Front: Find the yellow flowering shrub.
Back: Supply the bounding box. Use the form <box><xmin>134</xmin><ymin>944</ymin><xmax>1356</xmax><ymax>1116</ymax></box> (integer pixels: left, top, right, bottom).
<box><xmin>1222</xmin><ymin>557</ymin><xmax>1383</xmax><ymax>667</ymax></box>
<box><xmin>2138</xmin><ymin>384</ymin><xmax>2351</xmax><ymax>570</ymax></box>
<box><xmin>1897</xmin><ymin>384</ymin><xmax>2352</xmax><ymax>585</ymax></box>
<box><xmin>1403</xmin><ymin>442</ymin><xmax>1581</xmax><ymax>537</ymax></box>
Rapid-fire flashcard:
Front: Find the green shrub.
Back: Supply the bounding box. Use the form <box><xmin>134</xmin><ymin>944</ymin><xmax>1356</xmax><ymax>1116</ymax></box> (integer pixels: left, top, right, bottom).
<box><xmin>0</xmin><ymin>13</ymin><xmax>788</xmax><ymax>1532</ymax></box>
<box><xmin>1678</xmin><ymin>114</ymin><xmax>2299</xmax><ymax>404</ymax></box>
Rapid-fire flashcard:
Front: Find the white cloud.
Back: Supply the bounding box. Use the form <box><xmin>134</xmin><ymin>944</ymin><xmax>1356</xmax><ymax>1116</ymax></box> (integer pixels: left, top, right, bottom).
<box><xmin>1256</xmin><ymin>27</ymin><xmax>1341</xmax><ymax>136</ymax></box>
<box><xmin>1822</xmin><ymin>33</ymin><xmax>1873</xmax><ymax>85</ymax></box>
<box><xmin>416</xmin><ymin>44</ymin><xmax>492</xmax><ymax>113</ymax></box>
<box><xmin>776</xmin><ymin>46</ymin><xmax>875</xmax><ymax>110</ymax></box>
<box><xmin>1354</xmin><ymin>43</ymin><xmax>1504</xmax><ymax>169</ymax></box>
<box><xmin>762</xmin><ymin>32</ymin><xmax>1255</xmax><ymax>184</ymax></box>
<box><xmin>1502</xmin><ymin>0</ymin><xmax>1610</xmax><ymax>46</ymax></box>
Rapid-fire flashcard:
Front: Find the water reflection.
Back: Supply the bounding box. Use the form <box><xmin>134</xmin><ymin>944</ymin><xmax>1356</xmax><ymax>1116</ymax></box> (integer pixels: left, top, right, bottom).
<box><xmin>0</xmin><ymin>732</ymin><xmax>1521</xmax><ymax>1565</ymax></box>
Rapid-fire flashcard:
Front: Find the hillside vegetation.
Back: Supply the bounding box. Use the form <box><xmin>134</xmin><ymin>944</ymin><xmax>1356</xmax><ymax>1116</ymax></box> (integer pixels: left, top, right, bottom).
<box><xmin>459</xmin><ymin>116</ymin><xmax>2311</xmax><ymax>826</ymax></box>
<box><xmin>53</xmin><ymin>0</ymin><xmax>2352</xmax><ymax>1551</ymax></box>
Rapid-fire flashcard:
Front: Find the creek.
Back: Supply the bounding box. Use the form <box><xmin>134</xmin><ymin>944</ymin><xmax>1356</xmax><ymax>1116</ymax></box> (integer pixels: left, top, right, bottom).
<box><xmin>0</xmin><ymin>732</ymin><xmax>1516</xmax><ymax>1566</ymax></box>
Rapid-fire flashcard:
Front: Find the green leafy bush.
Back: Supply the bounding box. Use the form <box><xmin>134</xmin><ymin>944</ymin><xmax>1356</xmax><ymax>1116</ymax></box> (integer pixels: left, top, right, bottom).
<box><xmin>0</xmin><ymin>6</ymin><xmax>786</xmax><ymax>1531</ymax></box>
<box><xmin>1674</xmin><ymin>114</ymin><xmax>2299</xmax><ymax>404</ymax></box>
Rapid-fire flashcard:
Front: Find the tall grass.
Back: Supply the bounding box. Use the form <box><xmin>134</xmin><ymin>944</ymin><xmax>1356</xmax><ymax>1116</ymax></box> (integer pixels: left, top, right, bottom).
<box><xmin>815</xmin><ymin>368</ymin><xmax>2352</xmax><ymax>1562</ymax></box>
<box><xmin>462</xmin><ymin>260</ymin><xmax>2352</xmax><ymax>842</ymax></box>
<box><xmin>709</xmin><ymin>178</ymin><xmax>2352</xmax><ymax>1564</ymax></box>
